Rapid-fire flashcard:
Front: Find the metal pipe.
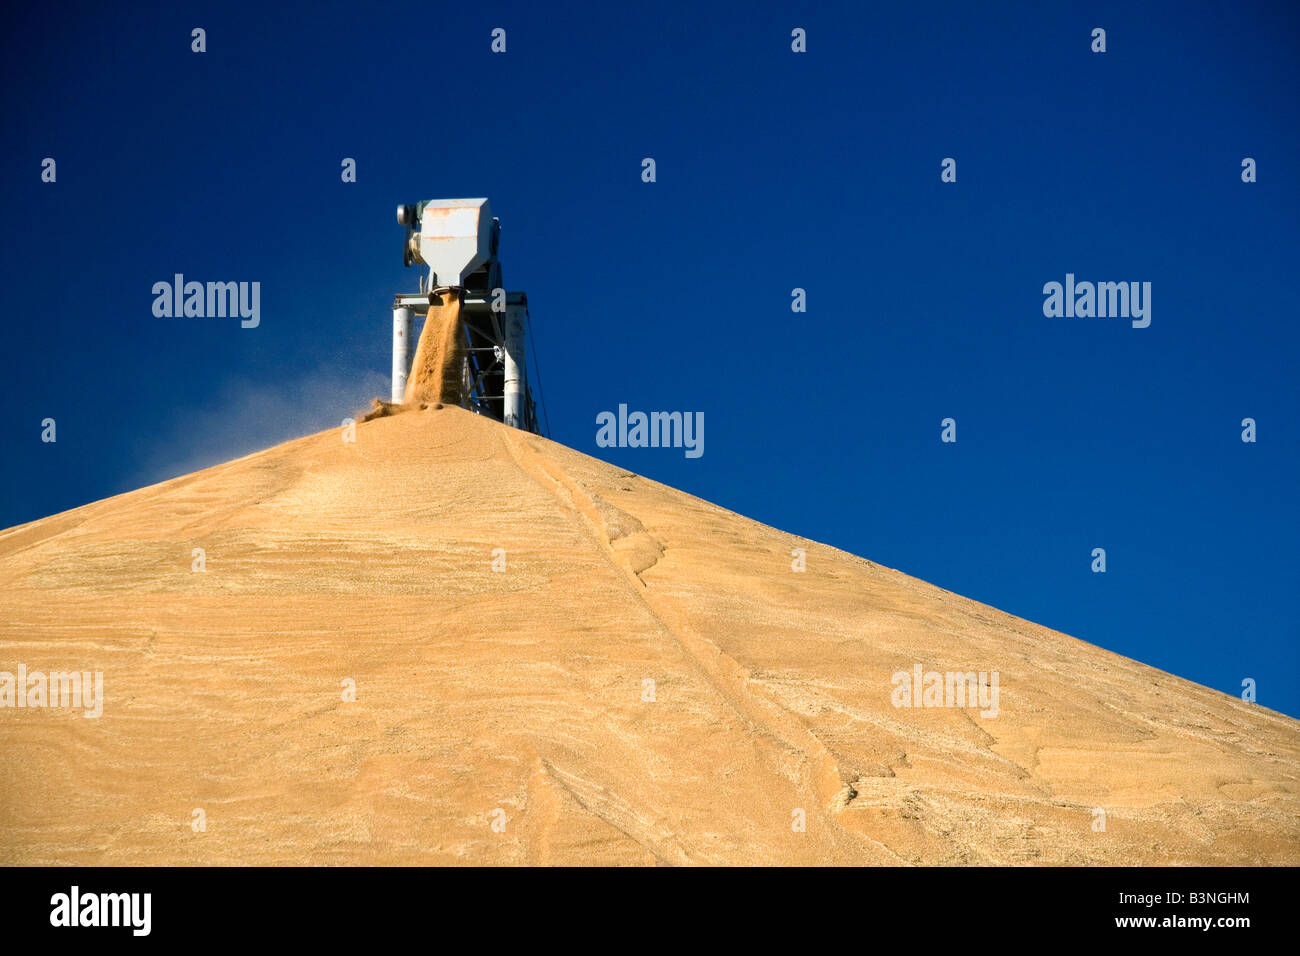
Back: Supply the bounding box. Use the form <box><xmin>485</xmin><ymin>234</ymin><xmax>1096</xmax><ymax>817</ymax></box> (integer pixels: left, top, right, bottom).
<box><xmin>503</xmin><ymin>303</ymin><xmax>527</xmax><ymax>429</ymax></box>
<box><xmin>391</xmin><ymin>306</ymin><xmax>413</xmax><ymax>403</ymax></box>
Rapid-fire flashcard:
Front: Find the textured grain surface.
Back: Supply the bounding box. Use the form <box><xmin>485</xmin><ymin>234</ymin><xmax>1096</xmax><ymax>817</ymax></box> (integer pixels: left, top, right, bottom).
<box><xmin>1</xmin><ymin>405</ymin><xmax>1296</xmax><ymax>865</ymax></box>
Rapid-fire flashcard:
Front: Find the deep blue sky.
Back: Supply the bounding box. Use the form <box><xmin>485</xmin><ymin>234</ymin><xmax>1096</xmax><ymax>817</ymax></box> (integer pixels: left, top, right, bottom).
<box><xmin>2</xmin><ymin>1</ymin><xmax>1297</xmax><ymax>715</ymax></box>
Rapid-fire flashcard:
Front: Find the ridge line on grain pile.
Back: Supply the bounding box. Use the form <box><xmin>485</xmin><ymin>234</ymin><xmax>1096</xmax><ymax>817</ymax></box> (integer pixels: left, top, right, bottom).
<box><xmin>496</xmin><ymin>424</ymin><xmax>898</xmax><ymax>861</ymax></box>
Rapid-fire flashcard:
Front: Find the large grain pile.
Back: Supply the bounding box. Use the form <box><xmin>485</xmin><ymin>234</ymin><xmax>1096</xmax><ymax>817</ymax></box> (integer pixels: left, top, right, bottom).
<box><xmin>0</xmin><ymin>406</ymin><xmax>1297</xmax><ymax>865</ymax></box>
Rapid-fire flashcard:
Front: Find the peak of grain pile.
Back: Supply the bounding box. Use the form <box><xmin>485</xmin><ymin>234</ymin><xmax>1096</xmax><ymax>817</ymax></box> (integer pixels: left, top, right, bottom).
<box><xmin>1</xmin><ymin>406</ymin><xmax>1296</xmax><ymax>865</ymax></box>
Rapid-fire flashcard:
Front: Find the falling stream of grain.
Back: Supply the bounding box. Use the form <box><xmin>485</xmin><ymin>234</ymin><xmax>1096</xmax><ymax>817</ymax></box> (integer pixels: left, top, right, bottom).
<box><xmin>403</xmin><ymin>291</ymin><xmax>464</xmax><ymax>406</ymax></box>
